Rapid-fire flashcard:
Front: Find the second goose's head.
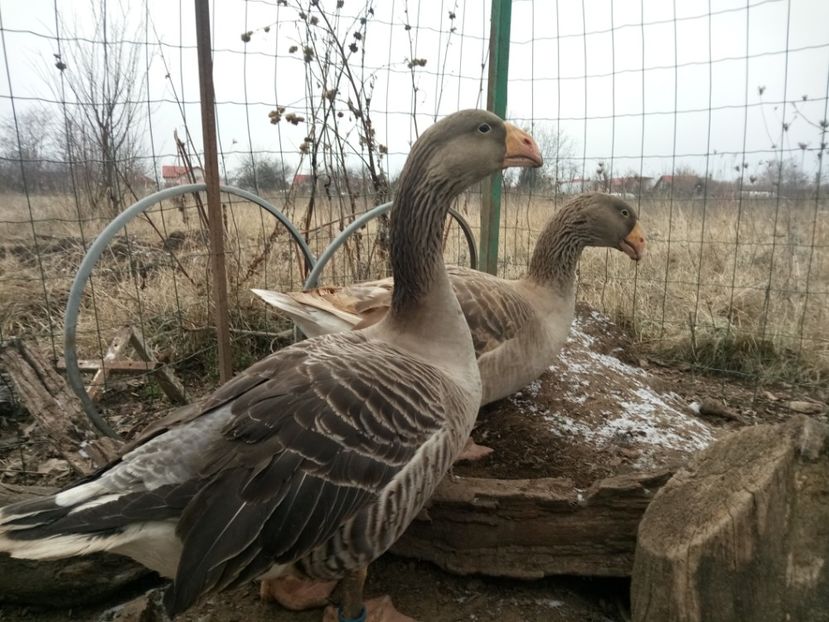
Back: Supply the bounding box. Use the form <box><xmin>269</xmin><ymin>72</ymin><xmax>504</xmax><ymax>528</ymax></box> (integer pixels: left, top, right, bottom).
<box><xmin>401</xmin><ymin>109</ymin><xmax>543</xmax><ymax>197</ymax></box>
<box><xmin>529</xmin><ymin>193</ymin><xmax>646</xmax><ymax>286</ymax></box>
<box><xmin>568</xmin><ymin>193</ymin><xmax>646</xmax><ymax>261</ymax></box>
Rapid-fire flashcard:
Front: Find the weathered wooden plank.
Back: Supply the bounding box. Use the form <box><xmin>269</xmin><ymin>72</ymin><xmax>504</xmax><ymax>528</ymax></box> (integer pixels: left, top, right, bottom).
<box><xmin>392</xmin><ymin>469</ymin><xmax>673</xmax><ymax>578</ymax></box>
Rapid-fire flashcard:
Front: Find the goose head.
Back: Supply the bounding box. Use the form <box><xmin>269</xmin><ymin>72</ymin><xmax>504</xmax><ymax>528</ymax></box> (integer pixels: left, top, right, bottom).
<box><xmin>407</xmin><ymin>109</ymin><xmax>543</xmax><ymax>196</ymax></box>
<box><xmin>579</xmin><ymin>193</ymin><xmax>646</xmax><ymax>261</ymax></box>
<box><xmin>391</xmin><ymin>110</ymin><xmax>542</xmax><ymax>314</ymax></box>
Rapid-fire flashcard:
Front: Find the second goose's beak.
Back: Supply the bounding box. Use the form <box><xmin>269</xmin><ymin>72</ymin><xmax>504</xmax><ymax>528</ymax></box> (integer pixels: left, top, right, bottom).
<box><xmin>503</xmin><ymin>123</ymin><xmax>543</xmax><ymax>168</ymax></box>
<box><xmin>619</xmin><ymin>222</ymin><xmax>646</xmax><ymax>261</ymax></box>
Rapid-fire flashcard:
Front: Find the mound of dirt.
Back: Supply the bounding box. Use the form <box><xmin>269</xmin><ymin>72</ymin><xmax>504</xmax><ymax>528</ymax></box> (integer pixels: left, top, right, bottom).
<box><xmin>456</xmin><ymin>306</ymin><xmax>716</xmax><ymax>488</ymax></box>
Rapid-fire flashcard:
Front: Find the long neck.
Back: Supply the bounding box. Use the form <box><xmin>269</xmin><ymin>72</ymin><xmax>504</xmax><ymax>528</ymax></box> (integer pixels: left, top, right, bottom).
<box><xmin>389</xmin><ymin>153</ymin><xmax>455</xmax><ymax>318</ymax></box>
<box><xmin>527</xmin><ymin>202</ymin><xmax>591</xmax><ymax>292</ymax></box>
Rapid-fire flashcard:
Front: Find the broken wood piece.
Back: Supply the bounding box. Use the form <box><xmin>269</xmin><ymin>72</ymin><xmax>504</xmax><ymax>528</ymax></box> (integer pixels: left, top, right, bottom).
<box><xmin>692</xmin><ymin>397</ymin><xmax>745</xmax><ymax>423</ymax></box>
<box><xmin>785</xmin><ymin>399</ymin><xmax>826</xmax><ymax>415</ymax></box>
<box><xmin>392</xmin><ymin>469</ymin><xmax>673</xmax><ymax>578</ymax></box>
<box><xmin>87</xmin><ymin>326</ymin><xmax>135</xmax><ymax>402</ymax></box>
<box><xmin>84</xmin><ymin>325</ymin><xmax>186</xmax><ymax>405</ymax></box>
<box><xmin>59</xmin><ymin>359</ymin><xmax>161</xmax><ymax>373</ymax></box>
<box><xmin>0</xmin><ymin>340</ymin><xmax>119</xmax><ymax>474</ymax></box>
<box><xmin>631</xmin><ymin>415</ymin><xmax>829</xmax><ymax>622</ymax></box>
<box><xmin>128</xmin><ymin>327</ymin><xmax>186</xmax><ymax>405</ymax></box>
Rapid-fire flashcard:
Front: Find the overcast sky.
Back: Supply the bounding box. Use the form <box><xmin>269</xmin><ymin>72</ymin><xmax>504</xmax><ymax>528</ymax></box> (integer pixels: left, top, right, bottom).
<box><xmin>0</xmin><ymin>0</ymin><xmax>827</xmax><ymax>183</ymax></box>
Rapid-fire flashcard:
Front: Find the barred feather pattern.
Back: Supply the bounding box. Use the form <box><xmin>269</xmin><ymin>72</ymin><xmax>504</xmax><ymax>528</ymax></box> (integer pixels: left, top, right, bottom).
<box><xmin>0</xmin><ymin>331</ymin><xmax>475</xmax><ymax>615</ymax></box>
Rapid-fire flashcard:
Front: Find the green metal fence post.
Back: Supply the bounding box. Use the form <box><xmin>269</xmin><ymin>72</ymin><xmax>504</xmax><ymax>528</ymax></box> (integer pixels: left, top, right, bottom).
<box><xmin>480</xmin><ymin>0</ymin><xmax>512</xmax><ymax>275</ymax></box>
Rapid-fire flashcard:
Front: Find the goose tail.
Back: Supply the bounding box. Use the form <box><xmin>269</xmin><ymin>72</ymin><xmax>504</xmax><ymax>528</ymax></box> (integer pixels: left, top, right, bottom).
<box><xmin>251</xmin><ymin>288</ymin><xmax>358</xmax><ymax>337</ymax></box>
<box><xmin>0</xmin><ymin>479</ymin><xmax>181</xmax><ymax>576</ymax></box>
<box><xmin>0</xmin><ymin>480</ymin><xmax>124</xmax><ymax>559</ymax></box>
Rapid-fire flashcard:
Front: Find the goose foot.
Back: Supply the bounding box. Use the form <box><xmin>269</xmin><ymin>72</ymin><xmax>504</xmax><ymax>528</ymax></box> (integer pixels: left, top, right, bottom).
<box><xmin>259</xmin><ymin>576</ymin><xmax>338</xmax><ymax>610</ymax></box>
<box><xmin>322</xmin><ymin>595</ymin><xmax>415</xmax><ymax>622</ymax></box>
<box><xmin>454</xmin><ymin>437</ymin><xmax>494</xmax><ymax>462</ymax></box>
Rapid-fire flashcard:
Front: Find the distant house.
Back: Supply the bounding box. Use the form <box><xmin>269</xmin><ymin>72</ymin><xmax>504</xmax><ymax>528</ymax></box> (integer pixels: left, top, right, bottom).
<box><xmin>292</xmin><ymin>174</ymin><xmax>315</xmax><ymax>193</ymax></box>
<box><xmin>162</xmin><ymin>165</ymin><xmax>204</xmax><ymax>188</ymax></box>
<box><xmin>651</xmin><ymin>175</ymin><xmax>705</xmax><ymax>197</ymax></box>
<box><xmin>608</xmin><ymin>176</ymin><xmax>654</xmax><ymax>195</ymax></box>
<box><xmin>131</xmin><ymin>174</ymin><xmax>157</xmax><ymax>194</ymax></box>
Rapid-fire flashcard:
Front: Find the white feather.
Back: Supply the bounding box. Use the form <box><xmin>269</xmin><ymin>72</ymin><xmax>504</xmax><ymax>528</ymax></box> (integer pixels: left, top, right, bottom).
<box><xmin>54</xmin><ymin>480</ymin><xmax>108</xmax><ymax>507</ymax></box>
<box><xmin>69</xmin><ymin>493</ymin><xmax>126</xmax><ymax>514</ymax></box>
<box><xmin>0</xmin><ymin>520</ymin><xmax>181</xmax><ymax>577</ymax></box>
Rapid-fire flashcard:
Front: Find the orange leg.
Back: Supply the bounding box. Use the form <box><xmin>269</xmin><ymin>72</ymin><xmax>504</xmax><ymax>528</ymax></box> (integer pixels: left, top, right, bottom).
<box><xmin>454</xmin><ymin>437</ymin><xmax>494</xmax><ymax>462</ymax></box>
<box><xmin>321</xmin><ymin>567</ymin><xmax>415</xmax><ymax>622</ymax></box>
<box><xmin>259</xmin><ymin>575</ymin><xmax>338</xmax><ymax>610</ymax></box>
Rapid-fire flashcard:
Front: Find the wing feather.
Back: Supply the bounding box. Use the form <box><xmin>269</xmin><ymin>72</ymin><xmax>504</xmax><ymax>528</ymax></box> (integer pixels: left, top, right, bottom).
<box><xmin>165</xmin><ymin>332</ymin><xmax>454</xmax><ymax>615</ymax></box>
<box><xmin>255</xmin><ymin>267</ymin><xmax>535</xmax><ymax>358</ymax></box>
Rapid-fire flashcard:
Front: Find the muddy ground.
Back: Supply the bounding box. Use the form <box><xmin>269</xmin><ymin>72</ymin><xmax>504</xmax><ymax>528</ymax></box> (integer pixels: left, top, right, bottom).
<box><xmin>0</xmin><ymin>554</ymin><xmax>629</xmax><ymax>622</ymax></box>
<box><xmin>0</xmin><ymin>308</ymin><xmax>826</xmax><ymax>622</ymax></box>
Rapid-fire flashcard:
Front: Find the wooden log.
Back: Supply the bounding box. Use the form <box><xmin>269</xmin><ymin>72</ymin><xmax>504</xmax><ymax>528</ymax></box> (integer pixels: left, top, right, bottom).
<box><xmin>392</xmin><ymin>468</ymin><xmax>673</xmax><ymax>578</ymax></box>
<box><xmin>0</xmin><ymin>340</ymin><xmax>119</xmax><ymax>473</ymax></box>
<box><xmin>0</xmin><ymin>484</ymin><xmax>152</xmax><ymax>607</ymax></box>
<box><xmin>631</xmin><ymin>415</ymin><xmax>829</xmax><ymax>622</ymax></box>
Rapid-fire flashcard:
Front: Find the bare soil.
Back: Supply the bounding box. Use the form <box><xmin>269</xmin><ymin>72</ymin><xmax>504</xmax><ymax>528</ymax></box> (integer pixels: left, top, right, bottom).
<box><xmin>456</xmin><ymin>307</ymin><xmax>719</xmax><ymax>487</ymax></box>
<box><xmin>0</xmin><ymin>555</ymin><xmax>629</xmax><ymax>622</ymax></box>
<box><xmin>0</xmin><ymin>307</ymin><xmax>826</xmax><ymax>621</ymax></box>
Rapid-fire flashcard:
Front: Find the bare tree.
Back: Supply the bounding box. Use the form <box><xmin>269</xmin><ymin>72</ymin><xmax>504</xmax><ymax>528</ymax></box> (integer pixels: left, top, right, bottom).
<box><xmin>0</xmin><ymin>108</ymin><xmax>68</xmax><ymax>193</ymax></box>
<box><xmin>52</xmin><ymin>0</ymin><xmax>148</xmax><ymax>215</ymax></box>
<box><xmin>516</xmin><ymin>125</ymin><xmax>576</xmax><ymax>191</ymax></box>
<box><xmin>232</xmin><ymin>155</ymin><xmax>292</xmax><ymax>193</ymax></box>
<box><xmin>754</xmin><ymin>158</ymin><xmax>812</xmax><ymax>198</ymax></box>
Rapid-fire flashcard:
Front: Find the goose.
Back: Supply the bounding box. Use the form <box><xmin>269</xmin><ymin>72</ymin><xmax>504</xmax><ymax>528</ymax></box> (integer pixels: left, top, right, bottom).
<box><xmin>0</xmin><ymin>110</ymin><xmax>542</xmax><ymax>622</ymax></box>
<box><xmin>254</xmin><ymin>192</ymin><xmax>645</xmax><ymax>459</ymax></box>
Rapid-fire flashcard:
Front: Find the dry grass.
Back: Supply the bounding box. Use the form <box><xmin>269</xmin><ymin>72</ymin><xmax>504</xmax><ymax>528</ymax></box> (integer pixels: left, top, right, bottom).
<box><xmin>0</xmin><ymin>190</ymin><xmax>827</xmax><ymax>389</ymax></box>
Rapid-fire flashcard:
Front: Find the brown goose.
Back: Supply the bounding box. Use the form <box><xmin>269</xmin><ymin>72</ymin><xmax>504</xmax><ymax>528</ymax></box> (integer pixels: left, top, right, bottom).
<box><xmin>0</xmin><ymin>110</ymin><xmax>542</xmax><ymax>622</ymax></box>
<box><xmin>255</xmin><ymin>192</ymin><xmax>645</xmax><ymax>457</ymax></box>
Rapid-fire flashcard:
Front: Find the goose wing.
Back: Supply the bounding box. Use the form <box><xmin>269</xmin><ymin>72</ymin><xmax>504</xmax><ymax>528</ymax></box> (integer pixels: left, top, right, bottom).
<box><xmin>254</xmin><ymin>268</ymin><xmax>533</xmax><ymax>356</ymax></box>
<box><xmin>444</xmin><ymin>266</ymin><xmax>535</xmax><ymax>355</ymax></box>
<box><xmin>165</xmin><ymin>331</ymin><xmax>457</xmax><ymax>613</ymax></box>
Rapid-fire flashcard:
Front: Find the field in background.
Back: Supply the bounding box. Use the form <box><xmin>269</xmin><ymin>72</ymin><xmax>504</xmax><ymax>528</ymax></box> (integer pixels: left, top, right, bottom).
<box><xmin>0</xmin><ymin>189</ymin><xmax>827</xmax><ymax>392</ymax></box>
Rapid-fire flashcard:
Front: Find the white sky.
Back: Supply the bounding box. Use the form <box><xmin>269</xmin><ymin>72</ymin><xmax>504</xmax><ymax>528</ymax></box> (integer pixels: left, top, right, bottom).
<box><xmin>0</xmin><ymin>0</ymin><xmax>827</xmax><ymax>183</ymax></box>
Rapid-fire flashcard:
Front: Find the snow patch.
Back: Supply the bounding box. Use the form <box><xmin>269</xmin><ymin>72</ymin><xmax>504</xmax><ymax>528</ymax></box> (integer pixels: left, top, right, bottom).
<box><xmin>514</xmin><ymin>309</ymin><xmax>714</xmax><ymax>465</ymax></box>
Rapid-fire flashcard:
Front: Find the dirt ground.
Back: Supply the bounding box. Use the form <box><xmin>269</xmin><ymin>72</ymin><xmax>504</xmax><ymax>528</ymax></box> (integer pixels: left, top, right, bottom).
<box><xmin>0</xmin><ymin>554</ymin><xmax>629</xmax><ymax>622</ymax></box>
<box><xmin>0</xmin><ymin>308</ymin><xmax>826</xmax><ymax>622</ymax></box>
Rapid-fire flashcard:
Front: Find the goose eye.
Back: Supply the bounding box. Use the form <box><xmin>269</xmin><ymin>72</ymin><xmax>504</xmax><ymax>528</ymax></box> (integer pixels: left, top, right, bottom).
<box><xmin>477</xmin><ymin>123</ymin><xmax>491</xmax><ymax>134</ymax></box>
<box><xmin>621</xmin><ymin>209</ymin><xmax>630</xmax><ymax>217</ymax></box>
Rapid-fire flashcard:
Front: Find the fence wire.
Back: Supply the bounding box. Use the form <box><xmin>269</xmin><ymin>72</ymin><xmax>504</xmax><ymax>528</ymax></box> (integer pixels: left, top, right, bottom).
<box><xmin>0</xmin><ymin>0</ymin><xmax>826</xmax><ymax>408</ymax></box>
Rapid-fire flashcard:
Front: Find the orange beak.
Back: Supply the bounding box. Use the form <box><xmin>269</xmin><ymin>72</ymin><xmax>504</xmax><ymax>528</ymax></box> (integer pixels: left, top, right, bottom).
<box><xmin>503</xmin><ymin>123</ymin><xmax>543</xmax><ymax>168</ymax></box>
<box><xmin>619</xmin><ymin>222</ymin><xmax>646</xmax><ymax>261</ymax></box>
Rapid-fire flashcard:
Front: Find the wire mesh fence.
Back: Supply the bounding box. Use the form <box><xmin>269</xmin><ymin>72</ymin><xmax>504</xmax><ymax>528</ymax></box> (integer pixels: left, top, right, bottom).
<box><xmin>0</xmin><ymin>0</ymin><xmax>826</xmax><ymax>408</ymax></box>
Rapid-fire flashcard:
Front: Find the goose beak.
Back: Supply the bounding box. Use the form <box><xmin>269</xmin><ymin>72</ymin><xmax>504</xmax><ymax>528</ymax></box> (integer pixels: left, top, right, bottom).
<box><xmin>503</xmin><ymin>123</ymin><xmax>543</xmax><ymax>168</ymax></box>
<box><xmin>619</xmin><ymin>222</ymin><xmax>646</xmax><ymax>261</ymax></box>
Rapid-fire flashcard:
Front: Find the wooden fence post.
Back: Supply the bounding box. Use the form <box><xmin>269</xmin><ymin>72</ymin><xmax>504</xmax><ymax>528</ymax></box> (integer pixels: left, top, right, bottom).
<box><xmin>194</xmin><ymin>0</ymin><xmax>233</xmax><ymax>383</ymax></box>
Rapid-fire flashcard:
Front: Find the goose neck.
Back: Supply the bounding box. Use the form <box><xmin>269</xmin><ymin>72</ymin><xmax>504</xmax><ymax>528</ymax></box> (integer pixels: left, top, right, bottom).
<box><xmin>388</xmin><ymin>167</ymin><xmax>454</xmax><ymax>317</ymax></box>
<box><xmin>527</xmin><ymin>207</ymin><xmax>589</xmax><ymax>290</ymax></box>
